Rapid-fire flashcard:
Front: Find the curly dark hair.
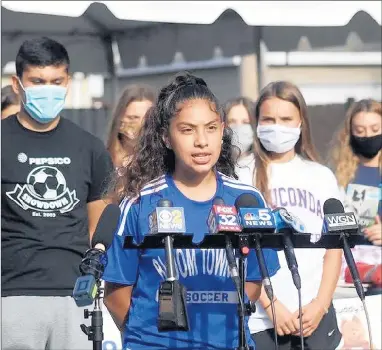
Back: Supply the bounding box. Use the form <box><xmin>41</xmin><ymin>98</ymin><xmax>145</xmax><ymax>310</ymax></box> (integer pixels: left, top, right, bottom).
<box><xmin>108</xmin><ymin>71</ymin><xmax>238</xmax><ymax>202</ymax></box>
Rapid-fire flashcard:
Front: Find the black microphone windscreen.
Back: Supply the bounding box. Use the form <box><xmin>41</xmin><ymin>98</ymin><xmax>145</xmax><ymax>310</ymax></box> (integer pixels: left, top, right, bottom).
<box><xmin>157</xmin><ymin>199</ymin><xmax>173</xmax><ymax>207</ymax></box>
<box><xmin>323</xmin><ymin>198</ymin><xmax>345</xmax><ymax>215</ymax></box>
<box><xmin>234</xmin><ymin>193</ymin><xmax>260</xmax><ymax>209</ymax></box>
<box><xmin>91</xmin><ymin>204</ymin><xmax>121</xmax><ymax>250</ymax></box>
<box><xmin>213</xmin><ymin>197</ymin><xmax>225</xmax><ymax>205</ymax></box>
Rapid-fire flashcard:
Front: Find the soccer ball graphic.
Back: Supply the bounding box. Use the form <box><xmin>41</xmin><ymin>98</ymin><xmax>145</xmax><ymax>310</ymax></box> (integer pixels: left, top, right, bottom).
<box><xmin>27</xmin><ymin>166</ymin><xmax>67</xmax><ymax>200</ymax></box>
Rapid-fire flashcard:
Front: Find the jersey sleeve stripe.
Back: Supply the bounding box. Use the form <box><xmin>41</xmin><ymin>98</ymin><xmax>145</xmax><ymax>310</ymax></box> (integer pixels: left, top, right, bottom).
<box><xmin>218</xmin><ymin>172</ymin><xmax>243</xmax><ymax>184</ymax></box>
<box><xmin>140</xmin><ymin>184</ymin><xmax>168</xmax><ymax>197</ymax></box>
<box><xmin>223</xmin><ymin>181</ymin><xmax>258</xmax><ymax>192</ymax></box>
<box><xmin>117</xmin><ymin>196</ymin><xmax>138</xmax><ymax>236</ymax></box>
<box><xmin>141</xmin><ymin>176</ymin><xmax>166</xmax><ymax>190</ymax></box>
<box><xmin>222</xmin><ymin>181</ymin><xmax>268</xmax><ymax>207</ymax></box>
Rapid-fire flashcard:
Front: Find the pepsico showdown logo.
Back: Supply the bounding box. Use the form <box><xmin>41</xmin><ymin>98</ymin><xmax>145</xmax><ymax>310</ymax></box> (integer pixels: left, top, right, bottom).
<box><xmin>6</xmin><ymin>164</ymin><xmax>79</xmax><ymax>217</ymax></box>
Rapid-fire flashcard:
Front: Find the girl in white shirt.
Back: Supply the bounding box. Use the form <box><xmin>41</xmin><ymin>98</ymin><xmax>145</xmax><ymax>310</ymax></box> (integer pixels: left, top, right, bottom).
<box><xmin>236</xmin><ymin>81</ymin><xmax>343</xmax><ymax>350</ymax></box>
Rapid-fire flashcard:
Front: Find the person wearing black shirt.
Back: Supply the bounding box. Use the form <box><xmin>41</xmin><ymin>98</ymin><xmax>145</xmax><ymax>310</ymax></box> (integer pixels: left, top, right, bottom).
<box><xmin>1</xmin><ymin>37</ymin><xmax>114</xmax><ymax>350</ymax></box>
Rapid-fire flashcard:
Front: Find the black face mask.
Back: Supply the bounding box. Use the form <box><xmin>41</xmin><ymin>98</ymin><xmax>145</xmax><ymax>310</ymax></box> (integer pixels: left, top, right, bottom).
<box><xmin>350</xmin><ymin>134</ymin><xmax>382</xmax><ymax>159</ymax></box>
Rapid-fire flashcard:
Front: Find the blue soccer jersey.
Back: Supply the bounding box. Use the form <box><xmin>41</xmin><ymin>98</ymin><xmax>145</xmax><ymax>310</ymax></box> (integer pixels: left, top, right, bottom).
<box><xmin>103</xmin><ymin>172</ymin><xmax>280</xmax><ymax>350</ymax></box>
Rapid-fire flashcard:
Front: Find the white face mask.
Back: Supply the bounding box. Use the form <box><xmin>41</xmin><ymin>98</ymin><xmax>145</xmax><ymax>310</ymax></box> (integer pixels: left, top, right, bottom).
<box><xmin>256</xmin><ymin>124</ymin><xmax>301</xmax><ymax>153</ymax></box>
<box><xmin>231</xmin><ymin>124</ymin><xmax>254</xmax><ymax>153</ymax></box>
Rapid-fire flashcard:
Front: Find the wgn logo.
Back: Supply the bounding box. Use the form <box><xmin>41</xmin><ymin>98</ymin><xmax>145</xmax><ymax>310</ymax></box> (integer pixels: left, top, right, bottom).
<box><xmin>324</xmin><ymin>213</ymin><xmax>359</xmax><ymax>232</ymax></box>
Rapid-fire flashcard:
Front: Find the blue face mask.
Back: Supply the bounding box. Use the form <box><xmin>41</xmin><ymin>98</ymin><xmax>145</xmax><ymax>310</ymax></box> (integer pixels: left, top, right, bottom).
<box><xmin>19</xmin><ymin>81</ymin><xmax>67</xmax><ymax>124</ymax></box>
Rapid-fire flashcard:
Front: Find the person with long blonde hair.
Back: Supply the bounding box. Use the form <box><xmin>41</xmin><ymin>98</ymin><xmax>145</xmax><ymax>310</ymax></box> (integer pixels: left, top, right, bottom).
<box><xmin>329</xmin><ymin>99</ymin><xmax>381</xmax><ymax>248</ymax></box>
<box><xmin>236</xmin><ymin>81</ymin><xmax>343</xmax><ymax>349</ymax></box>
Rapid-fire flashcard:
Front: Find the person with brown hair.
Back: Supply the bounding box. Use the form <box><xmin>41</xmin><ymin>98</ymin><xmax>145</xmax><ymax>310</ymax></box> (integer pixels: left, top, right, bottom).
<box><xmin>329</xmin><ymin>99</ymin><xmax>381</xmax><ymax>247</ymax></box>
<box><xmin>224</xmin><ymin>97</ymin><xmax>255</xmax><ymax>160</ymax></box>
<box><xmin>236</xmin><ymin>81</ymin><xmax>343</xmax><ymax>349</ymax></box>
<box><xmin>106</xmin><ymin>84</ymin><xmax>156</xmax><ymax>169</ymax></box>
<box><xmin>1</xmin><ymin>84</ymin><xmax>20</xmax><ymax>119</ymax></box>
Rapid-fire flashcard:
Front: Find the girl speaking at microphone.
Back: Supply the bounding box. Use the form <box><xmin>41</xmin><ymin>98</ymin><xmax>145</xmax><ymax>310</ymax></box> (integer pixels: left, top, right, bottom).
<box><xmin>102</xmin><ymin>72</ymin><xmax>280</xmax><ymax>350</ymax></box>
<box><xmin>236</xmin><ymin>81</ymin><xmax>343</xmax><ymax>350</ymax></box>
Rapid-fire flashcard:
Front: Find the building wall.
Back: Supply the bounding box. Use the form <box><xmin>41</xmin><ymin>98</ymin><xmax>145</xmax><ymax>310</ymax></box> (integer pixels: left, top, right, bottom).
<box><xmin>237</xmin><ymin>57</ymin><xmax>382</xmax><ymax>103</ymax></box>
<box><xmin>264</xmin><ymin>66</ymin><xmax>382</xmax><ymax>105</ymax></box>
<box><xmin>3</xmin><ymin>61</ymin><xmax>379</xmax><ymax>109</ymax></box>
<box><xmin>265</xmin><ymin>66</ymin><xmax>381</xmax><ymax>85</ymax></box>
<box><xmin>104</xmin><ymin>66</ymin><xmax>241</xmax><ymax>107</ymax></box>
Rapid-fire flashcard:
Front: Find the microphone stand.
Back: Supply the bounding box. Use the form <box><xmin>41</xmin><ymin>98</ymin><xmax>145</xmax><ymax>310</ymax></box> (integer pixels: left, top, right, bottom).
<box><xmin>237</xmin><ymin>234</ymin><xmax>256</xmax><ymax>350</ymax></box>
<box><xmin>157</xmin><ymin>235</ymin><xmax>189</xmax><ymax>331</ymax></box>
<box><xmin>81</xmin><ymin>280</ymin><xmax>104</xmax><ymax>350</ymax></box>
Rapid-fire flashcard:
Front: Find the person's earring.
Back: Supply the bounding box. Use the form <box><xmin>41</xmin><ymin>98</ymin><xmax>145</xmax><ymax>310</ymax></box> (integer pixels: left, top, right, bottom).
<box><xmin>221</xmin><ymin>139</ymin><xmax>223</xmax><ymax>144</ymax></box>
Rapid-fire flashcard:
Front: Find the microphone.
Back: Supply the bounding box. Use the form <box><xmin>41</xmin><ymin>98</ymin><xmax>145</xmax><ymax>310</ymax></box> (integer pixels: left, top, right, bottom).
<box><xmin>272</xmin><ymin>208</ymin><xmax>302</xmax><ymax>290</ymax></box>
<box><xmin>207</xmin><ymin>197</ymin><xmax>242</xmax><ymax>293</ymax></box>
<box><xmin>73</xmin><ymin>204</ymin><xmax>121</xmax><ymax>307</ymax></box>
<box><xmin>323</xmin><ymin>198</ymin><xmax>375</xmax><ymax>350</ymax></box>
<box><xmin>235</xmin><ymin>193</ymin><xmax>276</xmax><ymax>301</ymax></box>
<box><xmin>149</xmin><ymin>198</ymin><xmax>189</xmax><ymax>332</ymax></box>
<box><xmin>149</xmin><ymin>199</ymin><xmax>186</xmax><ymax>281</ymax></box>
<box><xmin>323</xmin><ymin>198</ymin><xmax>365</xmax><ymax>301</ymax></box>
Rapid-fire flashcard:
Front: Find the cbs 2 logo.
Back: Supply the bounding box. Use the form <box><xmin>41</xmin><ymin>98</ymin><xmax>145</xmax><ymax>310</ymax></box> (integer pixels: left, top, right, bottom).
<box><xmin>219</xmin><ymin>214</ymin><xmax>238</xmax><ymax>225</ymax></box>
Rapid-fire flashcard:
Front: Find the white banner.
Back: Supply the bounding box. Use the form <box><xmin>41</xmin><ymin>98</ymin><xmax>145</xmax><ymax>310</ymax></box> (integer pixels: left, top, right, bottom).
<box><xmin>333</xmin><ymin>295</ymin><xmax>381</xmax><ymax>350</ymax></box>
<box><xmin>102</xmin><ymin>294</ymin><xmax>382</xmax><ymax>350</ymax></box>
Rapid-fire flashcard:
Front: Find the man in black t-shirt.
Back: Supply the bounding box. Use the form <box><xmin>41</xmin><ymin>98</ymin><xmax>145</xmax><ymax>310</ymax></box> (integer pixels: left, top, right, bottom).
<box><xmin>1</xmin><ymin>37</ymin><xmax>114</xmax><ymax>350</ymax></box>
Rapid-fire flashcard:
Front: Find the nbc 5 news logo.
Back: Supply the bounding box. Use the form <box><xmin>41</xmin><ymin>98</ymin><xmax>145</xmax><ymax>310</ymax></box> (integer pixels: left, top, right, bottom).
<box><xmin>243</xmin><ymin>208</ymin><xmax>274</xmax><ymax>227</ymax></box>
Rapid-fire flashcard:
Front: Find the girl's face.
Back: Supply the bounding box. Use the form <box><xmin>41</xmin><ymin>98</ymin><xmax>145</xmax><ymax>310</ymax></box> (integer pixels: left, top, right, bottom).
<box><xmin>119</xmin><ymin>99</ymin><xmax>153</xmax><ymax>140</ymax></box>
<box><xmin>227</xmin><ymin>104</ymin><xmax>250</xmax><ymax>126</ymax></box>
<box><xmin>167</xmin><ymin>98</ymin><xmax>224</xmax><ymax>178</ymax></box>
<box><xmin>351</xmin><ymin>111</ymin><xmax>381</xmax><ymax>137</ymax></box>
<box><xmin>258</xmin><ymin>97</ymin><xmax>301</xmax><ymax>127</ymax></box>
